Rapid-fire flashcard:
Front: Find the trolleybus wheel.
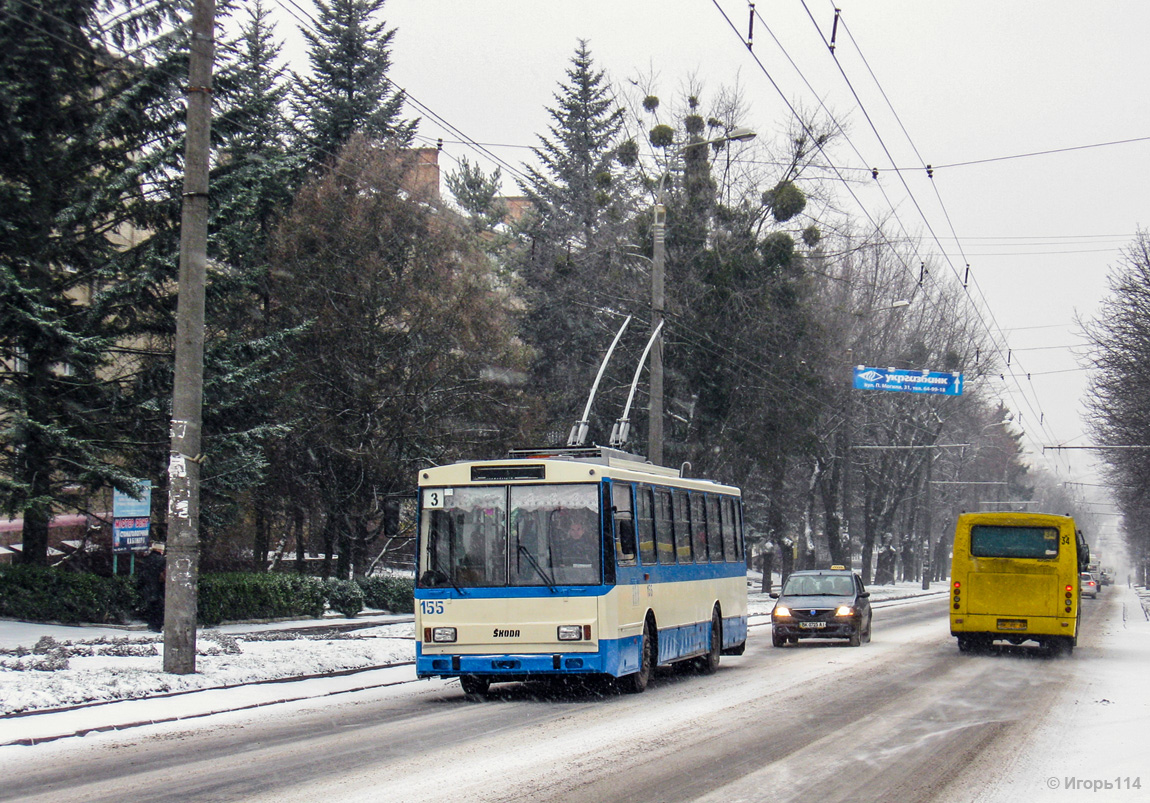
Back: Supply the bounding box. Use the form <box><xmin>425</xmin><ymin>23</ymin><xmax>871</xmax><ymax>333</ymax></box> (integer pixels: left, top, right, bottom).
<box><xmin>723</xmin><ymin>639</ymin><xmax>746</xmax><ymax>656</ymax></box>
<box><xmin>697</xmin><ymin>608</ymin><xmax>721</xmax><ymax>674</ymax></box>
<box><xmin>460</xmin><ymin>675</ymin><xmax>490</xmax><ymax>697</ymax></box>
<box><xmin>622</xmin><ymin>620</ymin><xmax>654</xmax><ymax>694</ymax></box>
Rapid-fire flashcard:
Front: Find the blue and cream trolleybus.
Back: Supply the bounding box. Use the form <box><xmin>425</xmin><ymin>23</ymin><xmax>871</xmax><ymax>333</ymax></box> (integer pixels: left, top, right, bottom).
<box><xmin>415</xmin><ymin>446</ymin><xmax>748</xmax><ymax>696</ymax></box>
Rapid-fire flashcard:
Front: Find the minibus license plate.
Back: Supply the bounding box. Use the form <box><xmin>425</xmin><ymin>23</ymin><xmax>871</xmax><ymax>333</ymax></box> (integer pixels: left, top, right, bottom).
<box><xmin>997</xmin><ymin>619</ymin><xmax>1027</xmax><ymax>630</ymax></box>
<box><xmin>799</xmin><ymin>621</ymin><xmax>825</xmax><ymax>629</ymax></box>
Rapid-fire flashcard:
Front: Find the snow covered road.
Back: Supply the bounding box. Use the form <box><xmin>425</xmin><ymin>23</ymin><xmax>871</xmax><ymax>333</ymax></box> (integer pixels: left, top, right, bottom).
<box><xmin>2</xmin><ymin>588</ymin><xmax>1143</xmax><ymax>802</ymax></box>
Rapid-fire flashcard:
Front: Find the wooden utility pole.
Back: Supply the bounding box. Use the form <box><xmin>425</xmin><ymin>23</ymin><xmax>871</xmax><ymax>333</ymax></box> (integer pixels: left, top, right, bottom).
<box><xmin>164</xmin><ymin>0</ymin><xmax>215</xmax><ymax>674</ymax></box>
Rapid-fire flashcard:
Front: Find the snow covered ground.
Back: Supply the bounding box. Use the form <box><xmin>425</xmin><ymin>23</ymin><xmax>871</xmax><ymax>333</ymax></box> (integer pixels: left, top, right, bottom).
<box><xmin>0</xmin><ymin>615</ymin><xmax>416</xmax><ymax>718</ymax></box>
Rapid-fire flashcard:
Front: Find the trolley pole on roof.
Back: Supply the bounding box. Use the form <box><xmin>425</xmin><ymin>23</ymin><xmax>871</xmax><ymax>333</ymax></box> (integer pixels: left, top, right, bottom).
<box><xmin>164</xmin><ymin>0</ymin><xmax>215</xmax><ymax>675</ymax></box>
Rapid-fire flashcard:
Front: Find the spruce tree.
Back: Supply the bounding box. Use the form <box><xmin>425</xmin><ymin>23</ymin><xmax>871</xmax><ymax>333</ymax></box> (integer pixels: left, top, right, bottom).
<box><xmin>201</xmin><ymin>1</ymin><xmax>305</xmax><ymax>564</ymax></box>
<box><xmin>0</xmin><ymin>0</ymin><xmax>186</xmax><ymax>564</ymax></box>
<box><xmin>516</xmin><ymin>41</ymin><xmax>640</xmax><ymax>445</ymax></box>
<box><xmin>292</xmin><ymin>0</ymin><xmax>416</xmax><ymax>171</ymax></box>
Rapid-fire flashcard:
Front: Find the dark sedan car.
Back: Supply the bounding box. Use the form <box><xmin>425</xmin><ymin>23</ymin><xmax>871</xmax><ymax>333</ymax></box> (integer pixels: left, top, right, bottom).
<box><xmin>770</xmin><ymin>567</ymin><xmax>872</xmax><ymax>647</ymax></box>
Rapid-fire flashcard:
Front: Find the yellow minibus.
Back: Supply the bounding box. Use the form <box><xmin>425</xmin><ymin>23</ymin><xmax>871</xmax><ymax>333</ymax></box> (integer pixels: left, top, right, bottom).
<box><xmin>949</xmin><ymin>511</ymin><xmax>1089</xmax><ymax>655</ymax></box>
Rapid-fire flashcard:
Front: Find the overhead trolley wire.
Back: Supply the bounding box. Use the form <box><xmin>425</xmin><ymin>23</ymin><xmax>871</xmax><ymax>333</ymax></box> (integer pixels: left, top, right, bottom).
<box><xmin>268</xmin><ymin>0</ymin><xmax>533</xmax><ymax>190</ymax></box>
<box><xmin>728</xmin><ymin>1</ymin><xmax>1050</xmax><ymax>458</ymax></box>
<box><xmin>708</xmin><ymin>0</ymin><xmax>931</xmax><ymax>294</ymax></box>
<box><xmin>725</xmin><ymin>0</ymin><xmax>1073</xmax><ymax>474</ymax></box>
<box><xmin>806</xmin><ymin>1</ymin><xmax>1074</xmax><ymax>466</ymax></box>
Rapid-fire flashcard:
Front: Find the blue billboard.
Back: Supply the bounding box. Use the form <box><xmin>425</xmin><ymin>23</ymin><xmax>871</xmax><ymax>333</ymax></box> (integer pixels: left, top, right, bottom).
<box><xmin>853</xmin><ymin>366</ymin><xmax>963</xmax><ymax>396</ymax></box>
<box><xmin>113</xmin><ymin>481</ymin><xmax>152</xmax><ymax>553</ymax></box>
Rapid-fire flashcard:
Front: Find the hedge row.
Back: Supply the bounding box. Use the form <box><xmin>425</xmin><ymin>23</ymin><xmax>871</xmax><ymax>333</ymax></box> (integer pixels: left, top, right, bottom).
<box><xmin>0</xmin><ymin>565</ymin><xmax>138</xmax><ymax>624</ymax></box>
<box><xmin>197</xmin><ymin>573</ymin><xmax>328</xmax><ymax>626</ymax></box>
<box><xmin>0</xmin><ymin>566</ymin><xmax>415</xmax><ymax>626</ymax></box>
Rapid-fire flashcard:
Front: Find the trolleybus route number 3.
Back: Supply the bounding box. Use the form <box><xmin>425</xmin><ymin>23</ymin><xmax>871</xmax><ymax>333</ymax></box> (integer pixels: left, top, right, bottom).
<box><xmin>424</xmin><ymin>490</ymin><xmax>449</xmax><ymax>509</ymax></box>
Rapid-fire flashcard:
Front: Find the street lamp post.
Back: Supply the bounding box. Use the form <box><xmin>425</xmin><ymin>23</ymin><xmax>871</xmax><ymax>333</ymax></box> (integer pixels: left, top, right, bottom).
<box><xmin>648</xmin><ymin>127</ymin><xmax>756</xmax><ymax>465</ymax></box>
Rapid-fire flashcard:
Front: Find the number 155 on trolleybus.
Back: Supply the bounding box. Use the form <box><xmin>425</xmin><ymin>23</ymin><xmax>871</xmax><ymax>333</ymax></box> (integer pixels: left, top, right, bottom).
<box><xmin>414</xmin><ymin>446</ymin><xmax>749</xmax><ymax>696</ymax></box>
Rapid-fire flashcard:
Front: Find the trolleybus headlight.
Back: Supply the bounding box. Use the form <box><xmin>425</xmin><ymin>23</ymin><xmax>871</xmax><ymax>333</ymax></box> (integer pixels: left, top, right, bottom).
<box><xmin>431</xmin><ymin>627</ymin><xmax>457</xmax><ymax>643</ymax></box>
<box><xmin>773</xmin><ymin>606</ymin><xmax>791</xmax><ymax>618</ymax></box>
<box><xmin>557</xmin><ymin>625</ymin><xmax>585</xmax><ymax>641</ymax></box>
<box><xmin>835</xmin><ymin>606</ymin><xmax>854</xmax><ymax>617</ymax></box>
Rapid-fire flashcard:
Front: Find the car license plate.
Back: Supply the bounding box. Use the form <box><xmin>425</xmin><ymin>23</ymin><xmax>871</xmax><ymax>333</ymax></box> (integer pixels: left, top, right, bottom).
<box><xmin>996</xmin><ymin>619</ymin><xmax>1027</xmax><ymax>630</ymax></box>
<box><xmin>799</xmin><ymin>621</ymin><xmax>826</xmax><ymax>629</ymax></box>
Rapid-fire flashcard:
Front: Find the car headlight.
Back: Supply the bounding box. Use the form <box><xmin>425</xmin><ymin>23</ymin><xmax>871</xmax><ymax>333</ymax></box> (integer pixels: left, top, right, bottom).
<box><xmin>431</xmin><ymin>626</ymin><xmax>457</xmax><ymax>643</ymax></box>
<box><xmin>835</xmin><ymin>606</ymin><xmax>854</xmax><ymax>617</ymax></box>
<box><xmin>773</xmin><ymin>606</ymin><xmax>791</xmax><ymax>618</ymax></box>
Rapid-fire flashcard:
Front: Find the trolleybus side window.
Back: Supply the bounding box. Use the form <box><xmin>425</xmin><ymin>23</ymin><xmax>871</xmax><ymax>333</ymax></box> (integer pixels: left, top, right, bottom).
<box><xmin>706</xmin><ymin>495</ymin><xmax>724</xmax><ymax>562</ymax></box>
<box><xmin>655</xmin><ymin>489</ymin><xmax>675</xmax><ymax>564</ymax></box>
<box><xmin>738</xmin><ymin>502</ymin><xmax>746</xmax><ymax>560</ymax></box>
<box><xmin>419</xmin><ymin>486</ymin><xmax>507</xmax><ymax>588</ymax></box>
<box><xmin>721</xmin><ymin>496</ymin><xmax>739</xmax><ymax>562</ymax></box>
<box><xmin>636</xmin><ymin>486</ymin><xmax>656</xmax><ymax>565</ymax></box>
<box><xmin>673</xmin><ymin>490</ymin><xmax>692</xmax><ymax>563</ymax></box>
<box><xmin>690</xmin><ymin>493</ymin><xmax>708</xmax><ymax>562</ymax></box>
<box><xmin>612</xmin><ymin>482</ymin><xmax>637</xmax><ymax>566</ymax></box>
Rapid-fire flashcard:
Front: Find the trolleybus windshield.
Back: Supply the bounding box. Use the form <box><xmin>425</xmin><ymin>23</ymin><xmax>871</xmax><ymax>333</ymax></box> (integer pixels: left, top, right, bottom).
<box><xmin>419</xmin><ymin>484</ymin><xmax>600</xmax><ymax>589</ymax></box>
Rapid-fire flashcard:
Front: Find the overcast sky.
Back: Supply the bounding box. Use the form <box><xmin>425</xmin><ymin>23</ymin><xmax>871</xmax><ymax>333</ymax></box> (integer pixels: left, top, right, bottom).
<box><xmin>269</xmin><ymin>0</ymin><xmax>1150</xmax><ymax>522</ymax></box>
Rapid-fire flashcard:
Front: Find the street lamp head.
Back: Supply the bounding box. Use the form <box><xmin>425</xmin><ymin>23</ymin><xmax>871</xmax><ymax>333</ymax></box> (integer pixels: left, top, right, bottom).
<box><xmin>677</xmin><ymin>127</ymin><xmax>758</xmax><ymax>154</ymax></box>
<box><xmin>889</xmin><ymin>299</ymin><xmax>911</xmax><ymax>309</ymax></box>
<box><xmin>726</xmin><ymin>126</ymin><xmax>757</xmax><ymax>143</ymax></box>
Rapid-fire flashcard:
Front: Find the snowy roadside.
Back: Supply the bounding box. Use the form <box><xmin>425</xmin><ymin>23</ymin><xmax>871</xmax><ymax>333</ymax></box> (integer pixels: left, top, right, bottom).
<box><xmin>0</xmin><ymin>615</ymin><xmax>416</xmax><ymax>718</ymax></box>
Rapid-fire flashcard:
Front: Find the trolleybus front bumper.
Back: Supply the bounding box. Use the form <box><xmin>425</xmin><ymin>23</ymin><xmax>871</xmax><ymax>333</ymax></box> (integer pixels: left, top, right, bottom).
<box><xmin>417</xmin><ymin>639</ymin><xmax>635</xmax><ymax>679</ymax></box>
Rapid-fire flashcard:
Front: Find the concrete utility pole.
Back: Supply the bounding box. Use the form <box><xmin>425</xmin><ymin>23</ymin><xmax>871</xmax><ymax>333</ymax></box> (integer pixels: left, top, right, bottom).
<box><xmin>164</xmin><ymin>0</ymin><xmax>215</xmax><ymax>674</ymax></box>
<box><xmin>647</xmin><ymin>127</ymin><xmax>756</xmax><ymax>466</ymax></box>
<box><xmin>648</xmin><ymin>197</ymin><xmax>666</xmax><ymax>466</ymax></box>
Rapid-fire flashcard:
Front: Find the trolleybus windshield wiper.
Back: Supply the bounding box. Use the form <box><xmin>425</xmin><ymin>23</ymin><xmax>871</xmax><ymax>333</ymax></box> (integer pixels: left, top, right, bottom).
<box><xmin>517</xmin><ymin>542</ymin><xmax>557</xmax><ymax>592</ymax></box>
<box><xmin>425</xmin><ymin>554</ymin><xmax>466</xmax><ymax>595</ymax></box>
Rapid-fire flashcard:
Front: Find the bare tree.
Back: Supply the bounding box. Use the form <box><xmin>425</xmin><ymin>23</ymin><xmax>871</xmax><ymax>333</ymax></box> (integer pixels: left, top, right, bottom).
<box><xmin>1084</xmin><ymin>231</ymin><xmax>1150</xmax><ymax>583</ymax></box>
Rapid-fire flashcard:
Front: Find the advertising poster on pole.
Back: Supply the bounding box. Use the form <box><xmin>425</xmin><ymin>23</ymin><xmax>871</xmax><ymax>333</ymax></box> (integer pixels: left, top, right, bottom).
<box><xmin>113</xmin><ymin>482</ymin><xmax>152</xmax><ymax>553</ymax></box>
